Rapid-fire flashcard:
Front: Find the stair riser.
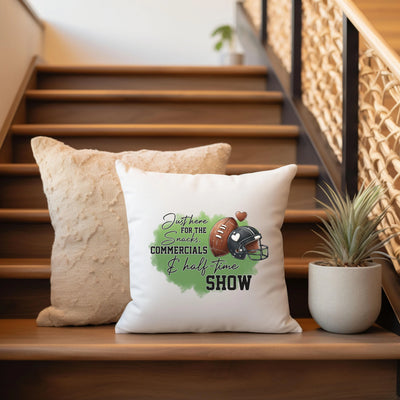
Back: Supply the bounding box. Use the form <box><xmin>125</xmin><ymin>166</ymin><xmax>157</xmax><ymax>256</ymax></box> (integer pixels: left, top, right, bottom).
<box><xmin>26</xmin><ymin>101</ymin><xmax>281</xmax><ymax>125</ymax></box>
<box><xmin>0</xmin><ymin>175</ymin><xmax>316</xmax><ymax>209</ymax></box>
<box><xmin>0</xmin><ymin>222</ymin><xmax>53</xmax><ymax>259</ymax></box>
<box><xmin>37</xmin><ymin>74</ymin><xmax>268</xmax><ymax>91</ymax></box>
<box><xmin>0</xmin><ymin>221</ymin><xmax>319</xmax><ymax>258</ymax></box>
<box><xmin>12</xmin><ymin>136</ymin><xmax>296</xmax><ymax>164</ymax></box>
<box><xmin>0</xmin><ymin>277</ymin><xmax>308</xmax><ymax>319</ymax></box>
<box><xmin>282</xmin><ymin>223</ymin><xmax>319</xmax><ymax>258</ymax></box>
<box><xmin>0</xmin><ymin>279</ymin><xmax>49</xmax><ymax>319</ymax></box>
<box><xmin>0</xmin><ymin>360</ymin><xmax>395</xmax><ymax>400</ymax></box>
<box><xmin>0</xmin><ymin>177</ymin><xmax>46</xmax><ymax>208</ymax></box>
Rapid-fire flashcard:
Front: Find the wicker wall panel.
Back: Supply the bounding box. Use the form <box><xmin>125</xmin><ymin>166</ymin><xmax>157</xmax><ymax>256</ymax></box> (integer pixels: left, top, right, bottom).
<box><xmin>359</xmin><ymin>43</ymin><xmax>400</xmax><ymax>265</ymax></box>
<box><xmin>243</xmin><ymin>0</ymin><xmax>261</xmax><ymax>32</ymax></box>
<box><xmin>267</xmin><ymin>0</ymin><xmax>292</xmax><ymax>72</ymax></box>
<box><xmin>302</xmin><ymin>0</ymin><xmax>343</xmax><ymax>162</ymax></box>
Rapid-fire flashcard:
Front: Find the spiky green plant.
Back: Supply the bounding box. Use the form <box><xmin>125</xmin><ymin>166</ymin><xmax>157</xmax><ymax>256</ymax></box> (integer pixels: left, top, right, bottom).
<box><xmin>211</xmin><ymin>25</ymin><xmax>235</xmax><ymax>52</ymax></box>
<box><xmin>310</xmin><ymin>183</ymin><xmax>396</xmax><ymax>267</ymax></box>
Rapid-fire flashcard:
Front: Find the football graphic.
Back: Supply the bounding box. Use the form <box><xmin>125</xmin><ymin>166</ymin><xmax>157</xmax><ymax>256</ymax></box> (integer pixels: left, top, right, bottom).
<box><xmin>209</xmin><ymin>217</ymin><xmax>238</xmax><ymax>256</ymax></box>
<box><xmin>209</xmin><ymin>212</ymin><xmax>269</xmax><ymax>261</ymax></box>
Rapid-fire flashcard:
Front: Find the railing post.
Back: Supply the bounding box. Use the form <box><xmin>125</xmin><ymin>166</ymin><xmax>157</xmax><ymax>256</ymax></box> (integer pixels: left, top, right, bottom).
<box><xmin>291</xmin><ymin>0</ymin><xmax>302</xmax><ymax>99</ymax></box>
<box><xmin>342</xmin><ymin>15</ymin><xmax>359</xmax><ymax>198</ymax></box>
<box><xmin>260</xmin><ymin>0</ymin><xmax>267</xmax><ymax>45</ymax></box>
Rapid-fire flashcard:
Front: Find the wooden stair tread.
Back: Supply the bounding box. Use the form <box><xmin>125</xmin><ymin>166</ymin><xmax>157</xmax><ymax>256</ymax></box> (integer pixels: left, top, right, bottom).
<box><xmin>0</xmin><ymin>259</ymin><xmax>50</xmax><ymax>279</ymax></box>
<box><xmin>284</xmin><ymin>209</ymin><xmax>325</xmax><ymax>223</ymax></box>
<box><xmin>0</xmin><ymin>209</ymin><xmax>326</xmax><ymax>223</ymax></box>
<box><xmin>0</xmin><ymin>318</ymin><xmax>399</xmax><ymax>361</ymax></box>
<box><xmin>0</xmin><ymin>163</ymin><xmax>318</xmax><ymax>177</ymax></box>
<box><xmin>0</xmin><ymin>209</ymin><xmax>49</xmax><ymax>222</ymax></box>
<box><xmin>25</xmin><ymin>90</ymin><xmax>283</xmax><ymax>103</ymax></box>
<box><xmin>228</xmin><ymin>164</ymin><xmax>318</xmax><ymax>176</ymax></box>
<box><xmin>36</xmin><ymin>65</ymin><xmax>268</xmax><ymax>76</ymax></box>
<box><xmin>0</xmin><ymin>257</ymin><xmax>314</xmax><ymax>279</ymax></box>
<box><xmin>10</xmin><ymin>123</ymin><xmax>299</xmax><ymax>137</ymax></box>
<box><xmin>0</xmin><ymin>164</ymin><xmax>39</xmax><ymax>175</ymax></box>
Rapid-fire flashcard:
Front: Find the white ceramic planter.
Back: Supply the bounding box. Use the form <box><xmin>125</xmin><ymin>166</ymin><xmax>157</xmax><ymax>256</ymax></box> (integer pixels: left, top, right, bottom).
<box><xmin>221</xmin><ymin>52</ymin><xmax>244</xmax><ymax>65</ymax></box>
<box><xmin>308</xmin><ymin>262</ymin><xmax>382</xmax><ymax>334</ymax></box>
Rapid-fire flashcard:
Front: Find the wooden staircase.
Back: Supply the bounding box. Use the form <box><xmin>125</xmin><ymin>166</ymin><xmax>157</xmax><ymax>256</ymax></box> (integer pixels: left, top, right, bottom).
<box><xmin>0</xmin><ymin>65</ymin><xmax>399</xmax><ymax>399</ymax></box>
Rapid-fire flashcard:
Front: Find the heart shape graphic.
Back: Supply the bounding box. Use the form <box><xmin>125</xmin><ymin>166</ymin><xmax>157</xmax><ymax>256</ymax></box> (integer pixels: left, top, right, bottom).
<box><xmin>230</xmin><ymin>232</ymin><xmax>241</xmax><ymax>242</ymax></box>
<box><xmin>235</xmin><ymin>211</ymin><xmax>247</xmax><ymax>222</ymax></box>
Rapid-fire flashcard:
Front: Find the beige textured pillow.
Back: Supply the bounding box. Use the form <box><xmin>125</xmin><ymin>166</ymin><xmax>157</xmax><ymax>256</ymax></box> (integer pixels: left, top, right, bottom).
<box><xmin>32</xmin><ymin>137</ymin><xmax>231</xmax><ymax>326</ymax></box>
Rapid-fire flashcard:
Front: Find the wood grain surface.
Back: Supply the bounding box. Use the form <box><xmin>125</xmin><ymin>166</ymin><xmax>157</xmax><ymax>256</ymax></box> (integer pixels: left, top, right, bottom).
<box><xmin>0</xmin><ymin>163</ymin><xmax>317</xmax><ymax>209</ymax></box>
<box><xmin>35</xmin><ymin>65</ymin><xmax>268</xmax><ymax>75</ymax></box>
<box><xmin>352</xmin><ymin>0</ymin><xmax>400</xmax><ymax>54</ymax></box>
<box><xmin>0</xmin><ymin>318</ymin><xmax>399</xmax><ymax>361</ymax></box>
<box><xmin>0</xmin><ymin>359</ymin><xmax>397</xmax><ymax>400</ymax></box>
<box><xmin>0</xmin><ymin>257</ymin><xmax>314</xmax><ymax>280</ymax></box>
<box><xmin>10</xmin><ymin>123</ymin><xmax>299</xmax><ymax>137</ymax></box>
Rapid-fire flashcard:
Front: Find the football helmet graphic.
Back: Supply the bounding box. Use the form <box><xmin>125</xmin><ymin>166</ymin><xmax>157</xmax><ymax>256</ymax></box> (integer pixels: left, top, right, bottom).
<box><xmin>227</xmin><ymin>226</ymin><xmax>269</xmax><ymax>261</ymax></box>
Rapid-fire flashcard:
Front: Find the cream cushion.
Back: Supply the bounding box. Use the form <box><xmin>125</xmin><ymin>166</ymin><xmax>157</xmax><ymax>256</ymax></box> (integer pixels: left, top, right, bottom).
<box><xmin>32</xmin><ymin>136</ymin><xmax>231</xmax><ymax>326</ymax></box>
<box><xmin>115</xmin><ymin>164</ymin><xmax>301</xmax><ymax>333</ymax></box>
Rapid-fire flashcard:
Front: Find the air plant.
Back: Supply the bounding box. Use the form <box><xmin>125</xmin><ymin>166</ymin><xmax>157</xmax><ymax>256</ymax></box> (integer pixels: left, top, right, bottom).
<box><xmin>310</xmin><ymin>183</ymin><xmax>397</xmax><ymax>267</ymax></box>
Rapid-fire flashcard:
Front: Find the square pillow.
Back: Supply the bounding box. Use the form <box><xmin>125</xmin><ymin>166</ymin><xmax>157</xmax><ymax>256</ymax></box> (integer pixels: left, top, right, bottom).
<box><xmin>32</xmin><ymin>136</ymin><xmax>231</xmax><ymax>326</ymax></box>
<box><xmin>115</xmin><ymin>163</ymin><xmax>302</xmax><ymax>333</ymax></box>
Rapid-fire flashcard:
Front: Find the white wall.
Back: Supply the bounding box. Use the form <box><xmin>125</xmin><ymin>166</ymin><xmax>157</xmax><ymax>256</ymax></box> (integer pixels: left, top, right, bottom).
<box><xmin>29</xmin><ymin>0</ymin><xmax>237</xmax><ymax>65</ymax></box>
<box><xmin>0</xmin><ymin>0</ymin><xmax>43</xmax><ymax>130</ymax></box>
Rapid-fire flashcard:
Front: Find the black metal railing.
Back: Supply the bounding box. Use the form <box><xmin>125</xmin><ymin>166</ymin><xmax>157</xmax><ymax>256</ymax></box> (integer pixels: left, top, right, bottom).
<box><xmin>259</xmin><ymin>0</ymin><xmax>359</xmax><ymax>197</ymax></box>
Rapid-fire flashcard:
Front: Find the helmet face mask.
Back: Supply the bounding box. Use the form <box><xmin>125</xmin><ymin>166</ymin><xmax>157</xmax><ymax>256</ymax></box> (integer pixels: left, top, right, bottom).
<box><xmin>246</xmin><ymin>242</ymin><xmax>269</xmax><ymax>261</ymax></box>
<box><xmin>227</xmin><ymin>226</ymin><xmax>269</xmax><ymax>261</ymax></box>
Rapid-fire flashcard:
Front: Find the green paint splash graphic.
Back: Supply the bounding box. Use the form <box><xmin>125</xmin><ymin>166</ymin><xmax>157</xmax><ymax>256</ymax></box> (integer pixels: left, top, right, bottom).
<box><xmin>150</xmin><ymin>212</ymin><xmax>258</xmax><ymax>296</ymax></box>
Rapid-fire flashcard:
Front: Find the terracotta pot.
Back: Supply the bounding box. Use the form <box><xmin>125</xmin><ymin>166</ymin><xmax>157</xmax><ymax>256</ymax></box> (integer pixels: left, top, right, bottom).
<box><xmin>308</xmin><ymin>262</ymin><xmax>382</xmax><ymax>334</ymax></box>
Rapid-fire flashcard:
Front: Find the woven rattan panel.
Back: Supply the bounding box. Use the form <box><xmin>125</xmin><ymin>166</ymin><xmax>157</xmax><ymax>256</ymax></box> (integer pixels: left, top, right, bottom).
<box><xmin>243</xmin><ymin>0</ymin><xmax>261</xmax><ymax>32</ymax></box>
<box><xmin>267</xmin><ymin>0</ymin><xmax>292</xmax><ymax>72</ymax></box>
<box><xmin>243</xmin><ymin>0</ymin><xmax>400</xmax><ymax>266</ymax></box>
<box><xmin>302</xmin><ymin>0</ymin><xmax>343</xmax><ymax>162</ymax></box>
<box><xmin>359</xmin><ymin>41</ymin><xmax>400</xmax><ymax>267</ymax></box>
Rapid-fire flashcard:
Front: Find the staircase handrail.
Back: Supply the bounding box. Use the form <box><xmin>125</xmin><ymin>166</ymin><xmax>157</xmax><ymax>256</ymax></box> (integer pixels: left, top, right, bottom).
<box><xmin>335</xmin><ymin>0</ymin><xmax>400</xmax><ymax>81</ymax></box>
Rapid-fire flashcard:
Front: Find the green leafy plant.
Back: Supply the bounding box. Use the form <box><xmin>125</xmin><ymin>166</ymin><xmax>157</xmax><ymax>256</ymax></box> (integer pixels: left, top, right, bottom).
<box><xmin>211</xmin><ymin>25</ymin><xmax>235</xmax><ymax>52</ymax></box>
<box><xmin>310</xmin><ymin>183</ymin><xmax>397</xmax><ymax>267</ymax></box>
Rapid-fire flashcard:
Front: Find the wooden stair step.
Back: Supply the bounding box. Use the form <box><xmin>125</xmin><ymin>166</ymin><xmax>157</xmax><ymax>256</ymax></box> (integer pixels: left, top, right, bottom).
<box><xmin>0</xmin><ymin>257</ymin><xmax>312</xmax><ymax>319</ymax></box>
<box><xmin>227</xmin><ymin>163</ymin><xmax>318</xmax><ymax>176</ymax></box>
<box><xmin>11</xmin><ymin>124</ymin><xmax>297</xmax><ymax>164</ymax></box>
<box><xmin>10</xmin><ymin>123</ymin><xmax>299</xmax><ymax>137</ymax></box>
<box><xmin>0</xmin><ymin>258</ymin><xmax>50</xmax><ymax>279</ymax></box>
<box><xmin>36</xmin><ymin>65</ymin><xmax>268</xmax><ymax>91</ymax></box>
<box><xmin>36</xmin><ymin>65</ymin><xmax>269</xmax><ymax>75</ymax></box>
<box><xmin>24</xmin><ymin>90</ymin><xmax>283</xmax><ymax>125</ymax></box>
<box><xmin>0</xmin><ymin>320</ymin><xmax>398</xmax><ymax>400</ymax></box>
<box><xmin>0</xmin><ymin>208</ymin><xmax>326</xmax><ymax>223</ymax></box>
<box><xmin>0</xmin><ymin>162</ymin><xmax>317</xmax><ymax>176</ymax></box>
<box><xmin>0</xmin><ymin>209</ymin><xmax>49</xmax><ymax>223</ymax></box>
<box><xmin>0</xmin><ymin>257</ymin><xmax>313</xmax><ymax>320</ymax></box>
<box><xmin>25</xmin><ymin>89</ymin><xmax>283</xmax><ymax>102</ymax></box>
<box><xmin>0</xmin><ymin>209</ymin><xmax>325</xmax><ymax>258</ymax></box>
<box><xmin>1</xmin><ymin>318</ymin><xmax>399</xmax><ymax>361</ymax></box>
<box><xmin>0</xmin><ymin>163</ymin><xmax>318</xmax><ymax>209</ymax></box>
<box><xmin>284</xmin><ymin>209</ymin><xmax>324</xmax><ymax>223</ymax></box>
<box><xmin>0</xmin><ymin>319</ymin><xmax>400</xmax><ymax>400</ymax></box>
<box><xmin>0</xmin><ymin>257</ymin><xmax>313</xmax><ymax>280</ymax></box>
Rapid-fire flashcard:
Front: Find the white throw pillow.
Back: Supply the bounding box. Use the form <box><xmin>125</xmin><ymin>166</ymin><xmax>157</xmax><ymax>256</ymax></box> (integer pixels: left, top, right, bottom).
<box><xmin>115</xmin><ymin>163</ymin><xmax>302</xmax><ymax>333</ymax></box>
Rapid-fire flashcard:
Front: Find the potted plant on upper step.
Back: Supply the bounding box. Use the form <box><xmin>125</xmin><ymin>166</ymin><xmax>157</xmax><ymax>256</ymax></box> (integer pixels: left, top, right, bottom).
<box><xmin>211</xmin><ymin>24</ymin><xmax>244</xmax><ymax>65</ymax></box>
<box><xmin>308</xmin><ymin>183</ymin><xmax>398</xmax><ymax>334</ymax></box>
